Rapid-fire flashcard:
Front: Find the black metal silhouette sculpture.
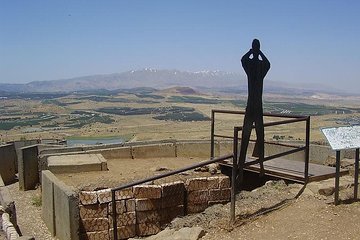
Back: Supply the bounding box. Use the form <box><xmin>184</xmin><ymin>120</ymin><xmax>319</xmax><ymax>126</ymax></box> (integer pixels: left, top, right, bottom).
<box><xmin>238</xmin><ymin>39</ymin><xmax>270</xmax><ymax>182</ymax></box>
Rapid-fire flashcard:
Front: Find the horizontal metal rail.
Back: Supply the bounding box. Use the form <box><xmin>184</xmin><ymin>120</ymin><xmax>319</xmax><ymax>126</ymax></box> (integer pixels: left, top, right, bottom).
<box><xmin>210</xmin><ymin>109</ymin><xmax>309</xmax><ymax>158</ymax></box>
<box><xmin>244</xmin><ymin>146</ymin><xmax>306</xmax><ymax>167</ymax></box>
<box><xmin>212</xmin><ymin>109</ymin><xmax>307</xmax><ymax>119</ymax></box>
<box><xmin>111</xmin><ymin>153</ymin><xmax>232</xmax><ymax>192</ymax></box>
<box><xmin>213</xmin><ymin>134</ymin><xmax>234</xmax><ymax>139</ymax></box>
<box><xmin>214</xmin><ymin>135</ymin><xmax>303</xmax><ymax>149</ymax></box>
<box><xmin>211</xmin><ymin>109</ymin><xmax>310</xmax><ymax>223</ymax></box>
<box><xmin>111</xmin><ymin>153</ymin><xmax>233</xmax><ymax>240</ymax></box>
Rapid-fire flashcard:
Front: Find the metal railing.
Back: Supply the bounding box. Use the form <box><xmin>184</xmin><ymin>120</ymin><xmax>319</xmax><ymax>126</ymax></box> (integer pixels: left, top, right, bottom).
<box><xmin>210</xmin><ymin>109</ymin><xmax>310</xmax><ymax>222</ymax></box>
<box><xmin>110</xmin><ymin>109</ymin><xmax>310</xmax><ymax>239</ymax></box>
<box><xmin>110</xmin><ymin>153</ymin><xmax>233</xmax><ymax>240</ymax></box>
<box><xmin>210</xmin><ymin>109</ymin><xmax>310</xmax><ymax>159</ymax></box>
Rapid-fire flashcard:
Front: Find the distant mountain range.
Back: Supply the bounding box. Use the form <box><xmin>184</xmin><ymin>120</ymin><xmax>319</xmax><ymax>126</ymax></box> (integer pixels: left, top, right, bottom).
<box><xmin>0</xmin><ymin>68</ymin><xmax>348</xmax><ymax>95</ymax></box>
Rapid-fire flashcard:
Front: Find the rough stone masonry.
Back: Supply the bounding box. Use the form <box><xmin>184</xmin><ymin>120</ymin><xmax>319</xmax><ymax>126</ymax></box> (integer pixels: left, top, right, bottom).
<box><xmin>78</xmin><ymin>175</ymin><xmax>230</xmax><ymax>240</ymax></box>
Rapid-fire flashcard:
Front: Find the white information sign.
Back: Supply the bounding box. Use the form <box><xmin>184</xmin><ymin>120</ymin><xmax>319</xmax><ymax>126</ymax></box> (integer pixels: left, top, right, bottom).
<box><xmin>321</xmin><ymin>125</ymin><xmax>360</xmax><ymax>151</ymax></box>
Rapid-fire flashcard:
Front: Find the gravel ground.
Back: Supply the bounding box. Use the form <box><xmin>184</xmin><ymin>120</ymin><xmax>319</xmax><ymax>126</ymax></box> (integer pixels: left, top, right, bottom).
<box><xmin>7</xmin><ymin>182</ymin><xmax>55</xmax><ymax>240</ymax></box>
<box><xmin>168</xmin><ymin>178</ymin><xmax>360</xmax><ymax>240</ymax></box>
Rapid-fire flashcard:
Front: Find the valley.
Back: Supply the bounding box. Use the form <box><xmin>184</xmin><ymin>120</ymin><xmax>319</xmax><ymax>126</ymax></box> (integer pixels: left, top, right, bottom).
<box><xmin>0</xmin><ymin>87</ymin><xmax>359</xmax><ymax>146</ymax></box>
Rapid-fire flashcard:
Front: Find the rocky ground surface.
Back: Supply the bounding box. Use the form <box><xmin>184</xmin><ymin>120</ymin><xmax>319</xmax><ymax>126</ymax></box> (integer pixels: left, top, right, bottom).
<box><xmin>136</xmin><ymin>175</ymin><xmax>360</xmax><ymax>240</ymax></box>
<box><xmin>5</xmin><ymin>173</ymin><xmax>360</xmax><ymax>240</ymax></box>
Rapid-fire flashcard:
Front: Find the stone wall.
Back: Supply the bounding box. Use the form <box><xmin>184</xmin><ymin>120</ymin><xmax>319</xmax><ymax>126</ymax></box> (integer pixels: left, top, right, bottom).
<box><xmin>36</xmin><ymin>139</ymin><xmax>356</xmax><ymax>169</ymax></box>
<box><xmin>38</xmin><ymin>140</ymin><xmax>220</xmax><ymax>165</ymax></box>
<box><xmin>78</xmin><ymin>175</ymin><xmax>230</xmax><ymax>240</ymax></box>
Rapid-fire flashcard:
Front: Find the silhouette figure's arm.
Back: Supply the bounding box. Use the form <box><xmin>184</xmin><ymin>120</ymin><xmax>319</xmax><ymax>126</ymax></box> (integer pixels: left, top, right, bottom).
<box><xmin>259</xmin><ymin>50</ymin><xmax>270</xmax><ymax>71</ymax></box>
<box><xmin>241</xmin><ymin>49</ymin><xmax>252</xmax><ymax>74</ymax></box>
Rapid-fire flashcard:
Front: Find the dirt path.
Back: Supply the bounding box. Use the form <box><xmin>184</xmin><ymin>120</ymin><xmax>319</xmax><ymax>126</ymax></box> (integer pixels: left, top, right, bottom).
<box><xmin>7</xmin><ymin>182</ymin><xmax>55</xmax><ymax>240</ymax></box>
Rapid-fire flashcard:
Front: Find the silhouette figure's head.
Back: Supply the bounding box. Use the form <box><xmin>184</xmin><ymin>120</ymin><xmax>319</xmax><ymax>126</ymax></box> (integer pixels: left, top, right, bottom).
<box><xmin>252</xmin><ymin>39</ymin><xmax>260</xmax><ymax>58</ymax></box>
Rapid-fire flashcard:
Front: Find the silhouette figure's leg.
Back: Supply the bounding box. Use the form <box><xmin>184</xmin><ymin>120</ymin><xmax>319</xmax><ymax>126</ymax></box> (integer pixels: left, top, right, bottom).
<box><xmin>254</xmin><ymin>114</ymin><xmax>265</xmax><ymax>176</ymax></box>
<box><xmin>252</xmin><ymin>139</ymin><xmax>260</xmax><ymax>157</ymax></box>
<box><xmin>238</xmin><ymin>114</ymin><xmax>253</xmax><ymax>184</ymax></box>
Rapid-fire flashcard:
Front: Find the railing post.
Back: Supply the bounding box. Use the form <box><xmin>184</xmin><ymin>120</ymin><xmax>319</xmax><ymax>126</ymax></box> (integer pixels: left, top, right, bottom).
<box><xmin>210</xmin><ymin>110</ymin><xmax>215</xmax><ymax>159</ymax></box>
<box><xmin>112</xmin><ymin>189</ymin><xmax>118</xmax><ymax>240</ymax></box>
<box><xmin>231</xmin><ymin>127</ymin><xmax>239</xmax><ymax>223</ymax></box>
<box><xmin>354</xmin><ymin>148</ymin><xmax>359</xmax><ymax>200</ymax></box>
<box><xmin>304</xmin><ymin>116</ymin><xmax>310</xmax><ymax>183</ymax></box>
<box><xmin>335</xmin><ymin>150</ymin><xmax>341</xmax><ymax>205</ymax></box>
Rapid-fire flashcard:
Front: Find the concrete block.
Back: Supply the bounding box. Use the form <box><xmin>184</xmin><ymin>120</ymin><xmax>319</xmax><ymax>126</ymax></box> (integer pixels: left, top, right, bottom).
<box><xmin>115</xmin><ymin>188</ymin><xmax>134</xmax><ymax>200</ymax></box>
<box><xmin>47</xmin><ymin>154</ymin><xmax>105</xmax><ymax>174</ymax></box>
<box><xmin>136</xmin><ymin>222</ymin><xmax>161</xmax><ymax>236</ymax></box>
<box><xmin>208</xmin><ymin>188</ymin><xmax>231</xmax><ymax>202</ymax></box>
<box><xmin>131</xmin><ymin>143</ymin><xmax>176</xmax><ymax>158</ymax></box>
<box><xmin>97</xmin><ymin>189</ymin><xmax>111</xmax><ymax>204</ymax></box>
<box><xmin>98</xmin><ymin>155</ymin><xmax>108</xmax><ymax>171</ymax></box>
<box><xmin>344</xmin><ymin>149</ymin><xmax>356</xmax><ymax>159</ymax></box>
<box><xmin>135</xmin><ymin>199</ymin><xmax>161</xmax><ymax>211</ymax></box>
<box><xmin>108</xmin><ymin>200</ymin><xmax>126</xmax><ymax>214</ymax></box>
<box><xmin>0</xmin><ymin>144</ymin><xmax>17</xmax><ymax>184</ymax></box>
<box><xmin>109</xmin><ymin>225</ymin><xmax>136</xmax><ymax>240</ymax></box>
<box><xmin>176</xmin><ymin>141</ymin><xmax>217</xmax><ymax>158</ymax></box>
<box><xmin>80</xmin><ymin>230</ymin><xmax>109</xmax><ymax>240</ymax></box>
<box><xmin>109</xmin><ymin>212</ymin><xmax>136</xmax><ymax>226</ymax></box>
<box><xmin>91</xmin><ymin>147</ymin><xmax>132</xmax><ymax>160</ymax></box>
<box><xmin>186</xmin><ymin>203</ymin><xmax>208</xmax><ymax>214</ymax></box>
<box><xmin>97</xmin><ymin>188</ymin><xmax>133</xmax><ymax>203</ymax></box>
<box><xmin>96</xmin><ymin>187</ymin><xmax>133</xmax><ymax>203</ymax></box>
<box><xmin>82</xmin><ymin>143</ymin><xmax>124</xmax><ymax>151</ymax></box>
<box><xmin>136</xmin><ymin>210</ymin><xmax>161</xmax><ymax>224</ymax></box>
<box><xmin>219</xmin><ymin>141</ymin><xmax>233</xmax><ymax>156</ymax></box>
<box><xmin>206</xmin><ymin>177</ymin><xmax>219</xmax><ymax>189</ymax></box>
<box><xmin>309</xmin><ymin>144</ymin><xmax>337</xmax><ymax>165</ymax></box>
<box><xmin>218</xmin><ymin>176</ymin><xmax>230</xmax><ymax>189</ymax></box>
<box><xmin>53</xmin><ymin>177</ymin><xmax>79</xmax><ymax>240</ymax></box>
<box><xmin>187</xmin><ymin>190</ymin><xmax>208</xmax><ymax>205</ymax></box>
<box><xmin>134</xmin><ymin>185</ymin><xmax>161</xmax><ymax>199</ymax></box>
<box><xmin>160</xmin><ymin>205</ymin><xmax>184</xmax><ymax>224</ymax></box>
<box><xmin>19</xmin><ymin>145</ymin><xmax>39</xmax><ymax>191</ymax></box>
<box><xmin>79</xmin><ymin>191</ymin><xmax>98</xmax><ymax>205</ymax></box>
<box><xmin>266</xmin><ymin>144</ymin><xmax>306</xmax><ymax>162</ymax></box>
<box><xmin>80</xmin><ymin>204</ymin><xmax>108</xmax><ymax>219</ymax></box>
<box><xmin>40</xmin><ymin>147</ymin><xmax>83</xmax><ymax>155</ymax></box>
<box><xmin>12</xmin><ymin>140</ymin><xmax>39</xmax><ymax>173</ymax></box>
<box><xmin>79</xmin><ymin>218</ymin><xmax>109</xmax><ymax>233</ymax></box>
<box><xmin>41</xmin><ymin>170</ymin><xmax>57</xmax><ymax>236</ymax></box>
<box><xmin>185</xmin><ymin>177</ymin><xmax>208</xmax><ymax>191</ymax></box>
<box><xmin>161</xmin><ymin>181</ymin><xmax>184</xmax><ymax>197</ymax></box>
<box><xmin>126</xmin><ymin>199</ymin><xmax>136</xmax><ymax>212</ymax></box>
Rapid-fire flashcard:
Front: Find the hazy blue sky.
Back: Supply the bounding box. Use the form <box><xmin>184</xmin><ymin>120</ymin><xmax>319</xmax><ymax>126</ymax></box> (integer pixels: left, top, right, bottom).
<box><xmin>1</xmin><ymin>1</ymin><xmax>359</xmax><ymax>92</ymax></box>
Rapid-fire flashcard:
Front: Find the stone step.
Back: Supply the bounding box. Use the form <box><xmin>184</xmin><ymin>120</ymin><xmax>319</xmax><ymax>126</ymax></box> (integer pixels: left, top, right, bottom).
<box><xmin>47</xmin><ymin>154</ymin><xmax>107</xmax><ymax>173</ymax></box>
